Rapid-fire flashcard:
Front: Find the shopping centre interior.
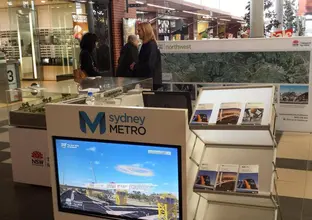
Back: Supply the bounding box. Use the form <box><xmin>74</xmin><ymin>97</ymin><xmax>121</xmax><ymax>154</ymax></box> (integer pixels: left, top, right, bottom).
<box><xmin>1</xmin><ymin>0</ymin><xmax>312</xmax><ymax>220</ymax></box>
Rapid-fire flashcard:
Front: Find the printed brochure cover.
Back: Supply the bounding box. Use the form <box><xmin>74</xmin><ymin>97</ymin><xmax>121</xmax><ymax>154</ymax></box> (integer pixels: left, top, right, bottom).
<box><xmin>191</xmin><ymin>104</ymin><xmax>214</xmax><ymax>125</ymax></box>
<box><xmin>217</xmin><ymin>103</ymin><xmax>242</xmax><ymax>125</ymax></box>
<box><xmin>242</xmin><ymin>103</ymin><xmax>264</xmax><ymax>125</ymax></box>
<box><xmin>193</xmin><ymin>164</ymin><xmax>219</xmax><ymax>191</ymax></box>
<box><xmin>236</xmin><ymin>165</ymin><xmax>259</xmax><ymax>194</ymax></box>
<box><xmin>215</xmin><ymin>164</ymin><xmax>239</xmax><ymax>192</ymax></box>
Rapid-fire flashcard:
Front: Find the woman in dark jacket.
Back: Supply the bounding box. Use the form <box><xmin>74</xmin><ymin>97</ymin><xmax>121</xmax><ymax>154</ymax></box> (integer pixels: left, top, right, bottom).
<box><xmin>116</xmin><ymin>35</ymin><xmax>139</xmax><ymax>77</ymax></box>
<box><xmin>80</xmin><ymin>33</ymin><xmax>101</xmax><ymax>77</ymax></box>
<box><xmin>130</xmin><ymin>22</ymin><xmax>162</xmax><ymax>90</ymax></box>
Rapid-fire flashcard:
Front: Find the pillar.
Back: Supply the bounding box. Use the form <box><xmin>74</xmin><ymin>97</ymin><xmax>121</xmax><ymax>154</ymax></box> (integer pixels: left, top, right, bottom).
<box><xmin>275</xmin><ymin>0</ymin><xmax>284</xmax><ymax>30</ymax></box>
<box><xmin>250</xmin><ymin>0</ymin><xmax>264</xmax><ymax>38</ymax></box>
<box><xmin>86</xmin><ymin>1</ymin><xmax>95</xmax><ymax>33</ymax></box>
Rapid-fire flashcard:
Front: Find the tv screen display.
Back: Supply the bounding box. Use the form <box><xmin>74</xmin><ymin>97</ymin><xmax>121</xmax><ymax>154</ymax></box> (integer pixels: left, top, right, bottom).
<box><xmin>53</xmin><ymin>137</ymin><xmax>182</xmax><ymax>220</ymax></box>
<box><xmin>142</xmin><ymin>91</ymin><xmax>192</xmax><ymax>121</ymax></box>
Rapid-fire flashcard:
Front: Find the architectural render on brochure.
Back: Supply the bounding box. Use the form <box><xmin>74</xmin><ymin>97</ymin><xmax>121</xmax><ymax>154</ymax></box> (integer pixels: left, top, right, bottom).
<box><xmin>217</xmin><ymin>103</ymin><xmax>242</xmax><ymax>125</ymax></box>
<box><xmin>242</xmin><ymin>103</ymin><xmax>264</xmax><ymax>125</ymax></box>
<box><xmin>193</xmin><ymin>164</ymin><xmax>219</xmax><ymax>191</ymax></box>
<box><xmin>191</xmin><ymin>104</ymin><xmax>214</xmax><ymax>125</ymax></box>
<box><xmin>236</xmin><ymin>165</ymin><xmax>259</xmax><ymax>194</ymax></box>
<box><xmin>194</xmin><ymin>164</ymin><xmax>259</xmax><ymax>194</ymax></box>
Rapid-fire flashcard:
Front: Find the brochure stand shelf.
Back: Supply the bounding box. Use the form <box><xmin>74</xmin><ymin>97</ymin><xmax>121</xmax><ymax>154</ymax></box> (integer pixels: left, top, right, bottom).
<box><xmin>189</xmin><ymin>85</ymin><xmax>279</xmax><ymax>220</ymax></box>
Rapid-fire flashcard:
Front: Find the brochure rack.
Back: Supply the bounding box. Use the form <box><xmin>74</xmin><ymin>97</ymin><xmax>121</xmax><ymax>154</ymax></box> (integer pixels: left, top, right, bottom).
<box><xmin>189</xmin><ymin>85</ymin><xmax>278</xmax><ymax>220</ymax></box>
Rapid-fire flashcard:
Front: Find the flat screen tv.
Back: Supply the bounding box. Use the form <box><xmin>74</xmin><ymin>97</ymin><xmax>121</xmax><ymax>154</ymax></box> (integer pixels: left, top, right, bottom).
<box><xmin>142</xmin><ymin>91</ymin><xmax>192</xmax><ymax>121</ymax></box>
<box><xmin>53</xmin><ymin>137</ymin><xmax>182</xmax><ymax>220</ymax></box>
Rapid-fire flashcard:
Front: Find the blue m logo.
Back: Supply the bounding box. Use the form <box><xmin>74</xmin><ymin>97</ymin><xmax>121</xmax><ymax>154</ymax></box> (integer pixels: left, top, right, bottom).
<box><xmin>79</xmin><ymin>111</ymin><xmax>106</xmax><ymax>134</ymax></box>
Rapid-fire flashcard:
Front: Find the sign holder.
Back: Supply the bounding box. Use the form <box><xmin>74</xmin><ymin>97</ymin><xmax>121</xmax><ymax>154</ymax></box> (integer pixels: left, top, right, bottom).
<box><xmin>188</xmin><ymin>85</ymin><xmax>279</xmax><ymax>220</ymax></box>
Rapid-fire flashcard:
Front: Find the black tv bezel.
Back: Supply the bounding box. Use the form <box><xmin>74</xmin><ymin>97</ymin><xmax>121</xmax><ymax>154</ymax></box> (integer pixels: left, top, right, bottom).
<box><xmin>142</xmin><ymin>91</ymin><xmax>193</xmax><ymax>122</ymax></box>
<box><xmin>52</xmin><ymin>136</ymin><xmax>183</xmax><ymax>220</ymax></box>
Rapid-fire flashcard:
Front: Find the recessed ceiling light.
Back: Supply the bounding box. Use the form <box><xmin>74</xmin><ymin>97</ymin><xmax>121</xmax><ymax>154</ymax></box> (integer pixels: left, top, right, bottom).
<box><xmin>41</xmin><ymin>0</ymin><xmax>46</xmax><ymax>3</ymax></box>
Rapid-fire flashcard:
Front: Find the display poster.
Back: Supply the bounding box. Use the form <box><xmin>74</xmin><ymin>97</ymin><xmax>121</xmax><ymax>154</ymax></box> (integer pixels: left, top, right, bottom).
<box><xmin>122</xmin><ymin>18</ymin><xmax>137</xmax><ymax>45</ymax></box>
<box><xmin>159</xmin><ymin>38</ymin><xmax>312</xmax><ymax>132</ymax></box>
<box><xmin>72</xmin><ymin>14</ymin><xmax>88</xmax><ymax>40</ymax></box>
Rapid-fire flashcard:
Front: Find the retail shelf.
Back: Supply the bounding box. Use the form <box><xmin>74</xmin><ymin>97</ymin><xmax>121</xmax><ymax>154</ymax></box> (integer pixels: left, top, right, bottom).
<box><xmin>195</xmin><ymin>190</ymin><xmax>277</xmax><ymax>209</ymax></box>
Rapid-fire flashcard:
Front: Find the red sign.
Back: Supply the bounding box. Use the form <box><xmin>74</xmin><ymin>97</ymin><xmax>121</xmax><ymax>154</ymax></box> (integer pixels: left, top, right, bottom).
<box><xmin>31</xmin><ymin>151</ymin><xmax>43</xmax><ymax>159</ymax></box>
<box><xmin>271</xmin><ymin>29</ymin><xmax>293</xmax><ymax>38</ymax></box>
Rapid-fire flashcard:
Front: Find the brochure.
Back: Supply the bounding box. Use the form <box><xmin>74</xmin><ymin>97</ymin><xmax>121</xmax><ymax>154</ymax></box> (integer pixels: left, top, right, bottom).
<box><xmin>215</xmin><ymin>164</ymin><xmax>239</xmax><ymax>192</ymax></box>
<box><xmin>191</xmin><ymin>104</ymin><xmax>214</xmax><ymax>125</ymax></box>
<box><xmin>236</xmin><ymin>165</ymin><xmax>259</xmax><ymax>194</ymax></box>
<box><xmin>242</xmin><ymin>103</ymin><xmax>264</xmax><ymax>125</ymax></box>
<box><xmin>193</xmin><ymin>164</ymin><xmax>219</xmax><ymax>191</ymax></box>
<box><xmin>217</xmin><ymin>103</ymin><xmax>242</xmax><ymax>125</ymax></box>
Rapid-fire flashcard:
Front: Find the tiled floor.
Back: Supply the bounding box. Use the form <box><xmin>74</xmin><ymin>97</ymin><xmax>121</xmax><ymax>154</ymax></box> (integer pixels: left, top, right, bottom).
<box><xmin>0</xmin><ymin>121</ymin><xmax>54</xmax><ymax>220</ymax></box>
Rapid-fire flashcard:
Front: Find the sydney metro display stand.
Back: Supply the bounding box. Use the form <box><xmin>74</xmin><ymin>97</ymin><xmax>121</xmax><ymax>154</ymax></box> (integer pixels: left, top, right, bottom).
<box><xmin>188</xmin><ymin>85</ymin><xmax>279</xmax><ymax>220</ymax></box>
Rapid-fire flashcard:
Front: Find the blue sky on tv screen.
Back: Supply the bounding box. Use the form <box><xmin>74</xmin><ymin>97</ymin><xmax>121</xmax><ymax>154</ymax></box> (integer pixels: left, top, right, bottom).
<box><xmin>55</xmin><ymin>139</ymin><xmax>179</xmax><ymax>196</ymax></box>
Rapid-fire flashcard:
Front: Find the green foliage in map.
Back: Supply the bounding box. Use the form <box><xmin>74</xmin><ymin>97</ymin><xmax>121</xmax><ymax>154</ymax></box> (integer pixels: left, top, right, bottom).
<box><xmin>162</xmin><ymin>51</ymin><xmax>310</xmax><ymax>83</ymax></box>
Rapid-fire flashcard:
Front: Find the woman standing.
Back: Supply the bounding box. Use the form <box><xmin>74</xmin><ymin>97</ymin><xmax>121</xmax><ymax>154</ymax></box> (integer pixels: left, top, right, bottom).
<box><xmin>116</xmin><ymin>35</ymin><xmax>139</xmax><ymax>77</ymax></box>
<box><xmin>131</xmin><ymin>22</ymin><xmax>162</xmax><ymax>90</ymax></box>
<box><xmin>79</xmin><ymin>33</ymin><xmax>101</xmax><ymax>77</ymax></box>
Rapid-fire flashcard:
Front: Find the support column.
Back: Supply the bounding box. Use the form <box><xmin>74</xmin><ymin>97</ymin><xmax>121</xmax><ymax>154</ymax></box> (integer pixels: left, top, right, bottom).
<box><xmin>250</xmin><ymin>0</ymin><xmax>264</xmax><ymax>38</ymax></box>
<box><xmin>86</xmin><ymin>1</ymin><xmax>95</xmax><ymax>33</ymax></box>
<box><xmin>275</xmin><ymin>0</ymin><xmax>284</xmax><ymax>30</ymax></box>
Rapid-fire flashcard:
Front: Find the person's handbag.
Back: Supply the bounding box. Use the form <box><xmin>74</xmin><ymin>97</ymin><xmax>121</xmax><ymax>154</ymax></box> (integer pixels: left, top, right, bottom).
<box><xmin>73</xmin><ymin>68</ymin><xmax>87</xmax><ymax>83</ymax></box>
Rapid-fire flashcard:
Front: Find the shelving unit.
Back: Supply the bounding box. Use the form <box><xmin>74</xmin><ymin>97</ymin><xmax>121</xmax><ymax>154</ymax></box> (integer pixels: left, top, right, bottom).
<box><xmin>189</xmin><ymin>85</ymin><xmax>279</xmax><ymax>220</ymax></box>
<box><xmin>0</xmin><ymin>30</ymin><xmax>19</xmax><ymax>59</ymax></box>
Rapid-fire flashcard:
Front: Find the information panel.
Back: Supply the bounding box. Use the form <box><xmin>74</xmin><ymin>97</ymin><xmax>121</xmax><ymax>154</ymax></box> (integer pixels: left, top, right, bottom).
<box><xmin>159</xmin><ymin>38</ymin><xmax>312</xmax><ymax>132</ymax></box>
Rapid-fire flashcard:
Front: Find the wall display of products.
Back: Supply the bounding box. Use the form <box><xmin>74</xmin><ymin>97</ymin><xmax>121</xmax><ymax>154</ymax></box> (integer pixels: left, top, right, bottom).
<box><xmin>0</xmin><ymin>30</ymin><xmax>19</xmax><ymax>59</ymax></box>
<box><xmin>194</xmin><ymin>164</ymin><xmax>259</xmax><ymax>194</ymax></box>
<box><xmin>159</xmin><ymin>38</ymin><xmax>312</xmax><ymax>132</ymax></box>
<box><xmin>38</xmin><ymin>28</ymin><xmax>76</xmax><ymax>66</ymax></box>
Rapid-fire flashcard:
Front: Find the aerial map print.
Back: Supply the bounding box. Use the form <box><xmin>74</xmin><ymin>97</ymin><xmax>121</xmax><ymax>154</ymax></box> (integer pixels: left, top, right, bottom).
<box><xmin>162</xmin><ymin>51</ymin><xmax>310</xmax><ymax>83</ymax></box>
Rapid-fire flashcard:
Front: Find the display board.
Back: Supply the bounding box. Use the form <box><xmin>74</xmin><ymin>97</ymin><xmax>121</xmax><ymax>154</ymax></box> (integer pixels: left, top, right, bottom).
<box><xmin>46</xmin><ymin>104</ymin><xmax>188</xmax><ymax>220</ymax></box>
<box><xmin>159</xmin><ymin>37</ymin><xmax>312</xmax><ymax>132</ymax></box>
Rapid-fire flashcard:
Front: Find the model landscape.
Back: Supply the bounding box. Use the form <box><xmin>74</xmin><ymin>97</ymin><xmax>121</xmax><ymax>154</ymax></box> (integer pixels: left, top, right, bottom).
<box><xmin>10</xmin><ymin>94</ymin><xmax>78</xmax><ymax>129</ymax></box>
<box><xmin>55</xmin><ymin>139</ymin><xmax>180</xmax><ymax>220</ymax></box>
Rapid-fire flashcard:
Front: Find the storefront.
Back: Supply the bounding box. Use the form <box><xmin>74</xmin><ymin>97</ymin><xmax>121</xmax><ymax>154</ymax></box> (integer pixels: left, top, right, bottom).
<box><xmin>1</xmin><ymin>0</ymin><xmax>113</xmax><ymax>81</ymax></box>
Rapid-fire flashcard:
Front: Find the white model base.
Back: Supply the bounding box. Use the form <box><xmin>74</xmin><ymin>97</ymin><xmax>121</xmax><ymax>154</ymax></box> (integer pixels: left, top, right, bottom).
<box><xmin>9</xmin><ymin>127</ymin><xmax>50</xmax><ymax>187</ymax></box>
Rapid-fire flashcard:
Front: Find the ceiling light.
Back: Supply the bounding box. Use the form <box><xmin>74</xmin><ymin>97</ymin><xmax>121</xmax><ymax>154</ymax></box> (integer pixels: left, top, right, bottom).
<box><xmin>183</xmin><ymin>10</ymin><xmax>210</xmax><ymax>18</ymax></box>
<box><xmin>136</xmin><ymin>11</ymin><xmax>146</xmax><ymax>14</ymax></box>
<box><xmin>147</xmin><ymin>3</ymin><xmax>175</xmax><ymax>11</ymax></box>
<box><xmin>219</xmin><ymin>18</ymin><xmax>231</xmax><ymax>21</ymax></box>
<box><xmin>41</xmin><ymin>0</ymin><xmax>46</xmax><ymax>3</ymax></box>
<box><xmin>7</xmin><ymin>1</ymin><xmax>13</xmax><ymax>6</ymax></box>
<box><xmin>136</xmin><ymin>1</ymin><xmax>144</xmax><ymax>4</ymax></box>
<box><xmin>57</xmin><ymin>7</ymin><xmax>60</xmax><ymax>8</ymax></box>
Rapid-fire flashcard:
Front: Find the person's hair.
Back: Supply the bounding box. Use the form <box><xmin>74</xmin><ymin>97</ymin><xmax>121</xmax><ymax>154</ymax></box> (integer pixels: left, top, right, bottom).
<box><xmin>80</xmin><ymin>33</ymin><xmax>98</xmax><ymax>52</ymax></box>
<box><xmin>127</xmin><ymin>35</ymin><xmax>138</xmax><ymax>44</ymax></box>
<box><xmin>138</xmin><ymin>22</ymin><xmax>155</xmax><ymax>43</ymax></box>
